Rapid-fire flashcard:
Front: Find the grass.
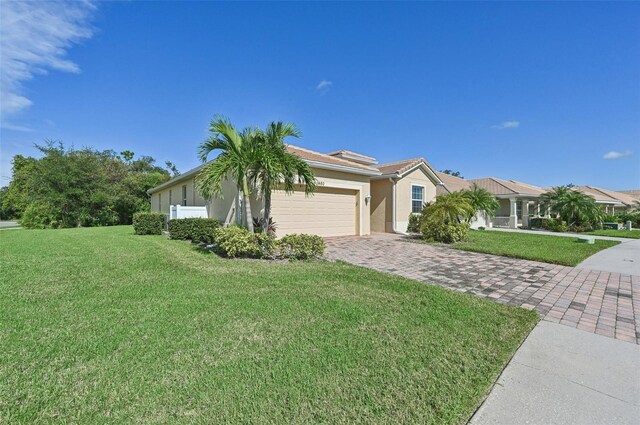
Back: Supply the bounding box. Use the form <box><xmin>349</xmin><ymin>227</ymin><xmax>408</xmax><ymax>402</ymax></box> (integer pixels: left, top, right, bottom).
<box><xmin>0</xmin><ymin>226</ymin><xmax>537</xmax><ymax>424</ymax></box>
<box><xmin>585</xmin><ymin>229</ymin><xmax>640</xmax><ymax>239</ymax></box>
<box><xmin>451</xmin><ymin>230</ymin><xmax>619</xmax><ymax>266</ymax></box>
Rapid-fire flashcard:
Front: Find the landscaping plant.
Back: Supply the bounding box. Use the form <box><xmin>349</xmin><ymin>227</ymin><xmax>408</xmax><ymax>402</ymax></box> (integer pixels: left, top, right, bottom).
<box><xmin>168</xmin><ymin>218</ymin><xmax>220</xmax><ymax>243</ymax></box>
<box><xmin>196</xmin><ymin>117</ymin><xmax>261</xmax><ymax>232</ymax></box>
<box><xmin>420</xmin><ymin>192</ymin><xmax>474</xmax><ymax>243</ymax></box>
<box><xmin>132</xmin><ymin>212</ymin><xmax>164</xmax><ymax>235</ymax></box>
<box><xmin>540</xmin><ymin>185</ymin><xmax>603</xmax><ymax>228</ymax></box>
<box><xmin>276</xmin><ymin>234</ymin><xmax>325</xmax><ymax>260</ymax></box>
<box><xmin>462</xmin><ymin>184</ymin><xmax>499</xmax><ymax>219</ymax></box>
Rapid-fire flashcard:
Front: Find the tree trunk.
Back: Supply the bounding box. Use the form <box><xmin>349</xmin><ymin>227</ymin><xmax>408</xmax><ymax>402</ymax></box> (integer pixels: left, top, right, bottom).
<box><xmin>263</xmin><ymin>190</ymin><xmax>271</xmax><ymax>234</ymax></box>
<box><xmin>242</xmin><ymin>177</ymin><xmax>254</xmax><ymax>232</ymax></box>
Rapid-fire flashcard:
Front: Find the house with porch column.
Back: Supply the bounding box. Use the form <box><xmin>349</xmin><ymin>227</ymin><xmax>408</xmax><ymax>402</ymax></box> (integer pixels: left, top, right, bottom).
<box><xmin>437</xmin><ymin>174</ymin><xmax>548</xmax><ymax>228</ymax></box>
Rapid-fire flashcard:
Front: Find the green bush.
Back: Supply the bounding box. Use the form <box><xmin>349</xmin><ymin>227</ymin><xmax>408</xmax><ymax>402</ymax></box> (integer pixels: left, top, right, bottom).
<box><xmin>529</xmin><ymin>217</ymin><xmax>568</xmax><ymax>232</ymax></box>
<box><xmin>421</xmin><ymin>219</ymin><xmax>469</xmax><ymax>243</ymax></box>
<box><xmin>602</xmin><ymin>214</ymin><xmax>619</xmax><ymax>223</ymax></box>
<box><xmin>20</xmin><ymin>203</ymin><xmax>62</xmax><ymax>229</ymax></box>
<box><xmin>212</xmin><ymin>226</ymin><xmax>267</xmax><ymax>258</ymax></box>
<box><xmin>407</xmin><ymin>214</ymin><xmax>421</xmax><ymax>233</ymax></box>
<box><xmin>133</xmin><ymin>212</ymin><xmax>164</xmax><ymax>235</ymax></box>
<box><xmin>617</xmin><ymin>212</ymin><xmax>640</xmax><ymax>227</ymax></box>
<box><xmin>169</xmin><ymin>218</ymin><xmax>220</xmax><ymax>243</ymax></box>
<box><xmin>276</xmin><ymin>234</ymin><xmax>325</xmax><ymax>260</ymax></box>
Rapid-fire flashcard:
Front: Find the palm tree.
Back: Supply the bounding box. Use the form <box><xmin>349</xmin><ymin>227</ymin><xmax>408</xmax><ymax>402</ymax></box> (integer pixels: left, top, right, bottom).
<box><xmin>462</xmin><ymin>184</ymin><xmax>499</xmax><ymax>220</ymax></box>
<box><xmin>196</xmin><ymin>117</ymin><xmax>259</xmax><ymax>232</ymax></box>
<box><xmin>541</xmin><ymin>185</ymin><xmax>603</xmax><ymax>226</ymax></box>
<box><xmin>423</xmin><ymin>191</ymin><xmax>475</xmax><ymax>224</ymax></box>
<box><xmin>250</xmin><ymin>122</ymin><xmax>316</xmax><ymax>234</ymax></box>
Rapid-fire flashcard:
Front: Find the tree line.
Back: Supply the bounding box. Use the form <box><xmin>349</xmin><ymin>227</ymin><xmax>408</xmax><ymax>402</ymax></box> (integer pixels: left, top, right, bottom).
<box><xmin>0</xmin><ymin>142</ymin><xmax>173</xmax><ymax>228</ymax></box>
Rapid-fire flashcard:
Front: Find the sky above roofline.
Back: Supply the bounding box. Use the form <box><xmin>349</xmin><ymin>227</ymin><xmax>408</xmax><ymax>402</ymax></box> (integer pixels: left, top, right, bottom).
<box><xmin>1</xmin><ymin>1</ymin><xmax>638</xmax><ymax>189</ymax></box>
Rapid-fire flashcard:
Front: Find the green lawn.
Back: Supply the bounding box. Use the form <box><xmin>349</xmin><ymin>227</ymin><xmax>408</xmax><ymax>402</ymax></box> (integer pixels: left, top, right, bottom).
<box><xmin>451</xmin><ymin>230</ymin><xmax>619</xmax><ymax>266</ymax></box>
<box><xmin>586</xmin><ymin>229</ymin><xmax>640</xmax><ymax>239</ymax></box>
<box><xmin>0</xmin><ymin>226</ymin><xmax>537</xmax><ymax>424</ymax></box>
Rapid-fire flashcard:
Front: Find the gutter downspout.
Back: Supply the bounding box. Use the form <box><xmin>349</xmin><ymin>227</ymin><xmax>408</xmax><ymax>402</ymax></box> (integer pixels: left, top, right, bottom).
<box><xmin>389</xmin><ymin>177</ymin><xmax>397</xmax><ymax>233</ymax></box>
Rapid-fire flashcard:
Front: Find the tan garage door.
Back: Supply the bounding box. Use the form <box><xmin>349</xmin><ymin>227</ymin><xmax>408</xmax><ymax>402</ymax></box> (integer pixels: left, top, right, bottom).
<box><xmin>271</xmin><ymin>187</ymin><xmax>359</xmax><ymax>237</ymax></box>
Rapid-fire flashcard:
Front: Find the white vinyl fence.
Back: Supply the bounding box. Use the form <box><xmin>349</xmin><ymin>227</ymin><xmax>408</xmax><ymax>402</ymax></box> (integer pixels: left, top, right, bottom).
<box><xmin>169</xmin><ymin>205</ymin><xmax>208</xmax><ymax>220</ymax></box>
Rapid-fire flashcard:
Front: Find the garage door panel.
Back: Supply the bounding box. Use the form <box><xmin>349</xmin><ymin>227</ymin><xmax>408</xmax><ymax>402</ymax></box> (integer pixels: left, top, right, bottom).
<box><xmin>271</xmin><ymin>187</ymin><xmax>358</xmax><ymax>237</ymax></box>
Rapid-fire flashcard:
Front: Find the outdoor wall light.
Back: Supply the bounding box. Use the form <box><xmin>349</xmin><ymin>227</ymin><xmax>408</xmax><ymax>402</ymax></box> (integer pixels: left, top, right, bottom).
<box><xmin>365</xmin><ymin>194</ymin><xmax>371</xmax><ymax>204</ymax></box>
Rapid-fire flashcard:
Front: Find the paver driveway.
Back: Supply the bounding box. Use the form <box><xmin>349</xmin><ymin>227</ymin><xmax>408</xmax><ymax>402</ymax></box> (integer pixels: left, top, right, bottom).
<box><xmin>325</xmin><ymin>233</ymin><xmax>640</xmax><ymax>344</ymax></box>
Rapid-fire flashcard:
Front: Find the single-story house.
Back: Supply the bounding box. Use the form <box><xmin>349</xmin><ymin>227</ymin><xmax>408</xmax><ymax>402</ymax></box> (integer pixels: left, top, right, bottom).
<box><xmin>148</xmin><ymin>145</ymin><xmax>443</xmax><ymax>237</ymax></box>
<box><xmin>573</xmin><ymin>186</ymin><xmax>638</xmax><ymax>214</ymax></box>
<box><xmin>436</xmin><ymin>173</ymin><xmax>548</xmax><ymax>228</ymax></box>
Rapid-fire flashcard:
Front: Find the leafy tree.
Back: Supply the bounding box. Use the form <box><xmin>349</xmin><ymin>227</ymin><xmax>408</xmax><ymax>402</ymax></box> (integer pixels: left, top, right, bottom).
<box><xmin>2</xmin><ymin>141</ymin><xmax>170</xmax><ymax>228</ymax></box>
<box><xmin>440</xmin><ymin>169</ymin><xmax>463</xmax><ymax>178</ymax></box>
<box><xmin>462</xmin><ymin>183</ymin><xmax>499</xmax><ymax>219</ymax></box>
<box><xmin>165</xmin><ymin>161</ymin><xmax>180</xmax><ymax>176</ymax></box>
<box><xmin>120</xmin><ymin>150</ymin><xmax>135</xmax><ymax>163</ymax></box>
<box><xmin>196</xmin><ymin>116</ymin><xmax>259</xmax><ymax>232</ymax></box>
<box><xmin>250</xmin><ymin>122</ymin><xmax>316</xmax><ymax>234</ymax></box>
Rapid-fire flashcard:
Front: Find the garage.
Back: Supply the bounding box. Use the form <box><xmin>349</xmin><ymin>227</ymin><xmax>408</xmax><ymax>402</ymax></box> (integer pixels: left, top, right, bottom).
<box><xmin>270</xmin><ymin>186</ymin><xmax>359</xmax><ymax>237</ymax></box>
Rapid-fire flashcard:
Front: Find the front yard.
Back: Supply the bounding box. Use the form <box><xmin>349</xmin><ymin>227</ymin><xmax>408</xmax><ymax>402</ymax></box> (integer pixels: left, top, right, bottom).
<box><xmin>451</xmin><ymin>230</ymin><xmax>619</xmax><ymax>266</ymax></box>
<box><xmin>0</xmin><ymin>226</ymin><xmax>537</xmax><ymax>424</ymax></box>
<box><xmin>585</xmin><ymin>229</ymin><xmax>640</xmax><ymax>239</ymax></box>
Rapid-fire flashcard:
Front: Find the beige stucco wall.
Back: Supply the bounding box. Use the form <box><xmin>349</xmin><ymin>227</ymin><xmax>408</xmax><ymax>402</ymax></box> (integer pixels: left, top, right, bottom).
<box><xmin>370</xmin><ymin>179</ymin><xmax>393</xmax><ymax>233</ymax></box>
<box><xmin>394</xmin><ymin>168</ymin><xmax>438</xmax><ymax>233</ymax></box>
<box><xmin>150</xmin><ymin>177</ymin><xmax>207</xmax><ymax>214</ymax></box>
<box><xmin>151</xmin><ymin>165</ymin><xmax>372</xmax><ymax>236</ymax></box>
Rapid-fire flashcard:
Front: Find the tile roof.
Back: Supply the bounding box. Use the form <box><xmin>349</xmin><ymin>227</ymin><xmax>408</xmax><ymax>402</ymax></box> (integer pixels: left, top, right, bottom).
<box><xmin>375</xmin><ymin>158</ymin><xmax>430</xmax><ymax>175</ymax></box>
<box><xmin>286</xmin><ymin>145</ymin><xmax>380</xmax><ymax>173</ymax></box>
<box><xmin>326</xmin><ymin>149</ymin><xmax>378</xmax><ymax>164</ymax></box>
<box><xmin>617</xmin><ymin>190</ymin><xmax>640</xmax><ymax>201</ymax></box>
<box><xmin>466</xmin><ymin>177</ymin><xmax>546</xmax><ymax>196</ymax></box>
<box><xmin>574</xmin><ymin>186</ymin><xmax>637</xmax><ymax>206</ymax></box>
<box><xmin>435</xmin><ymin>172</ymin><xmax>471</xmax><ymax>195</ymax></box>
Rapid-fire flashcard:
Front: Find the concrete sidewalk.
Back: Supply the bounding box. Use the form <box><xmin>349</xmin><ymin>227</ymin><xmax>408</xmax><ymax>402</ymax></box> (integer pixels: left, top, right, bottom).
<box><xmin>470</xmin><ymin>321</ymin><xmax>640</xmax><ymax>425</ymax></box>
<box><xmin>576</xmin><ymin>238</ymin><xmax>640</xmax><ymax>275</ymax></box>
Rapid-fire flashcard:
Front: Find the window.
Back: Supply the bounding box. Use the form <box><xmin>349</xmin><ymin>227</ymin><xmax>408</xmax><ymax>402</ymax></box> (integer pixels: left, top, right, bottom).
<box><xmin>411</xmin><ymin>185</ymin><xmax>424</xmax><ymax>214</ymax></box>
<box><xmin>182</xmin><ymin>185</ymin><xmax>187</xmax><ymax>206</ymax></box>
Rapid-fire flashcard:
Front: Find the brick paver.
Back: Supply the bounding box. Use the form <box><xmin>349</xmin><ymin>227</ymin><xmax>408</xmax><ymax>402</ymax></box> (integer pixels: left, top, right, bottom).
<box><xmin>325</xmin><ymin>233</ymin><xmax>640</xmax><ymax>344</ymax></box>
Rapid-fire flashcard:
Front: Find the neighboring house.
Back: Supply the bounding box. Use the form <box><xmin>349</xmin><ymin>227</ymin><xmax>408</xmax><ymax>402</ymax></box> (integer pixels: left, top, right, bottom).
<box><xmin>617</xmin><ymin>190</ymin><xmax>640</xmax><ymax>201</ymax></box>
<box><xmin>573</xmin><ymin>186</ymin><xmax>638</xmax><ymax>213</ymax></box>
<box><xmin>437</xmin><ymin>174</ymin><xmax>548</xmax><ymax>229</ymax></box>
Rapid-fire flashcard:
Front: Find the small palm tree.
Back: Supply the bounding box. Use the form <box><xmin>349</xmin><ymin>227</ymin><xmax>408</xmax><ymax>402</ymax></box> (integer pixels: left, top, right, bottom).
<box><xmin>541</xmin><ymin>185</ymin><xmax>603</xmax><ymax>226</ymax></box>
<box><xmin>196</xmin><ymin>116</ymin><xmax>259</xmax><ymax>232</ymax></box>
<box><xmin>423</xmin><ymin>191</ymin><xmax>475</xmax><ymax>224</ymax></box>
<box><xmin>463</xmin><ymin>184</ymin><xmax>499</xmax><ymax>220</ymax></box>
<box><xmin>250</xmin><ymin>122</ymin><xmax>316</xmax><ymax>234</ymax></box>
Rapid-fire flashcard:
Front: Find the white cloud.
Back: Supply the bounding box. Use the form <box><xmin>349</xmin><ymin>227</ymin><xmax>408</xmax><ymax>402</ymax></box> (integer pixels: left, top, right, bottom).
<box><xmin>603</xmin><ymin>150</ymin><xmax>633</xmax><ymax>160</ymax></box>
<box><xmin>0</xmin><ymin>1</ymin><xmax>96</xmax><ymax>127</ymax></box>
<box><xmin>492</xmin><ymin>120</ymin><xmax>520</xmax><ymax>129</ymax></box>
<box><xmin>316</xmin><ymin>79</ymin><xmax>333</xmax><ymax>92</ymax></box>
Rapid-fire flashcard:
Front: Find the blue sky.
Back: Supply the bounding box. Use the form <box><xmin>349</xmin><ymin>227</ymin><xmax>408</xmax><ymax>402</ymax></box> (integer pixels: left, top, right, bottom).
<box><xmin>1</xmin><ymin>1</ymin><xmax>639</xmax><ymax>189</ymax></box>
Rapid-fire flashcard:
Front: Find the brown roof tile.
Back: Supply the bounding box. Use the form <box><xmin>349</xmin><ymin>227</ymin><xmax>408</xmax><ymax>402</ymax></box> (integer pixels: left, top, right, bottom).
<box><xmin>617</xmin><ymin>190</ymin><xmax>640</xmax><ymax>201</ymax></box>
<box><xmin>467</xmin><ymin>177</ymin><xmax>546</xmax><ymax>196</ymax></box>
<box><xmin>286</xmin><ymin>145</ymin><xmax>380</xmax><ymax>173</ymax></box>
<box><xmin>435</xmin><ymin>172</ymin><xmax>471</xmax><ymax>195</ymax></box>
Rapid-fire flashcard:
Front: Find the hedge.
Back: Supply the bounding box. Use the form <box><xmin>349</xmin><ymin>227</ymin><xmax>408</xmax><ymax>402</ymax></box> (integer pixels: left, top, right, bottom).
<box><xmin>133</xmin><ymin>212</ymin><xmax>164</xmax><ymax>235</ymax></box>
<box><xmin>277</xmin><ymin>234</ymin><xmax>325</xmax><ymax>260</ymax></box>
<box><xmin>168</xmin><ymin>218</ymin><xmax>220</xmax><ymax>243</ymax></box>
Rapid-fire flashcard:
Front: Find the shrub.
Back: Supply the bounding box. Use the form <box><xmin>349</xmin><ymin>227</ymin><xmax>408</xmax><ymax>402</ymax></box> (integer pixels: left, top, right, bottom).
<box><xmin>617</xmin><ymin>212</ymin><xmax>640</xmax><ymax>227</ymax></box>
<box><xmin>407</xmin><ymin>214</ymin><xmax>421</xmax><ymax>233</ymax></box>
<box><xmin>602</xmin><ymin>214</ymin><xmax>619</xmax><ymax>223</ymax></box>
<box><xmin>276</xmin><ymin>234</ymin><xmax>325</xmax><ymax>260</ymax></box>
<box><xmin>133</xmin><ymin>212</ymin><xmax>164</xmax><ymax>235</ymax></box>
<box><xmin>20</xmin><ymin>203</ymin><xmax>62</xmax><ymax>229</ymax></box>
<box><xmin>213</xmin><ymin>226</ymin><xmax>265</xmax><ymax>258</ymax></box>
<box><xmin>421</xmin><ymin>219</ymin><xmax>469</xmax><ymax>243</ymax></box>
<box><xmin>169</xmin><ymin>218</ymin><xmax>220</xmax><ymax>243</ymax></box>
<box><xmin>477</xmin><ymin>226</ymin><xmax>486</xmax><ymax>231</ymax></box>
<box><xmin>253</xmin><ymin>216</ymin><xmax>277</xmax><ymax>235</ymax></box>
<box><xmin>529</xmin><ymin>217</ymin><xmax>568</xmax><ymax>232</ymax></box>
